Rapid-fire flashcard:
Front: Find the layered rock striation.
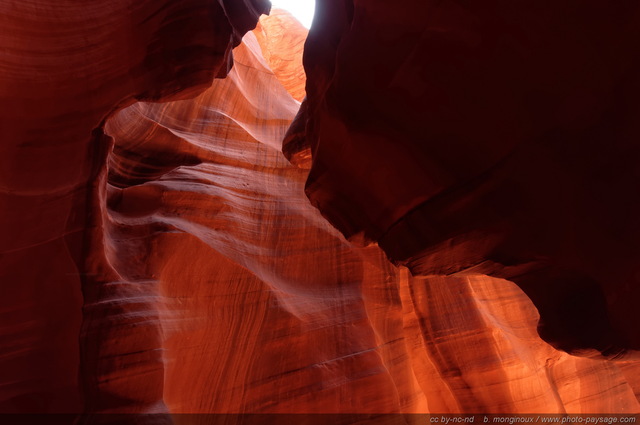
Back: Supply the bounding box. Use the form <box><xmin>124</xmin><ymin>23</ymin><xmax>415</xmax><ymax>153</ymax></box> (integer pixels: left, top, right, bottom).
<box><xmin>296</xmin><ymin>0</ymin><xmax>640</xmax><ymax>359</ymax></box>
<box><xmin>0</xmin><ymin>0</ymin><xmax>638</xmax><ymax>418</ymax></box>
<box><xmin>0</xmin><ymin>0</ymin><xmax>269</xmax><ymax>413</ymax></box>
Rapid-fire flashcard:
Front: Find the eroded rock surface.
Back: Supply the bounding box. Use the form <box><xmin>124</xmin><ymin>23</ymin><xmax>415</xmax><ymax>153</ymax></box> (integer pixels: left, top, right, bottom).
<box><xmin>0</xmin><ymin>1</ymin><xmax>639</xmax><ymax>418</ymax></box>
<box><xmin>101</xmin><ymin>19</ymin><xmax>640</xmax><ymax>414</ymax></box>
<box><xmin>0</xmin><ymin>0</ymin><xmax>268</xmax><ymax>413</ymax></box>
<box><xmin>297</xmin><ymin>0</ymin><xmax>640</xmax><ymax>358</ymax></box>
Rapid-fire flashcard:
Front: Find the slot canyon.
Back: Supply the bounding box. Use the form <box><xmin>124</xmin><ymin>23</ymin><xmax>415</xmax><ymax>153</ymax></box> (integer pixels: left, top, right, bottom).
<box><xmin>0</xmin><ymin>0</ymin><xmax>639</xmax><ymax>423</ymax></box>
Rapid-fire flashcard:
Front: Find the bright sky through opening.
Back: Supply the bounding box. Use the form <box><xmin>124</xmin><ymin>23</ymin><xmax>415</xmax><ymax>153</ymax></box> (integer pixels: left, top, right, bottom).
<box><xmin>270</xmin><ymin>0</ymin><xmax>316</xmax><ymax>28</ymax></box>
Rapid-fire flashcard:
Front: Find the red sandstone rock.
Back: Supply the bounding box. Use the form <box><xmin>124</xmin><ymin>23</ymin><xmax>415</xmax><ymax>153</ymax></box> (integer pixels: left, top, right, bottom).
<box><xmin>102</xmin><ymin>26</ymin><xmax>640</xmax><ymax>414</ymax></box>
<box><xmin>0</xmin><ymin>0</ymin><xmax>268</xmax><ymax>413</ymax></box>
<box><xmin>298</xmin><ymin>0</ymin><xmax>640</xmax><ymax>358</ymax></box>
<box><xmin>255</xmin><ymin>9</ymin><xmax>308</xmax><ymax>103</ymax></box>
<box><xmin>0</xmin><ymin>0</ymin><xmax>639</xmax><ymax>419</ymax></box>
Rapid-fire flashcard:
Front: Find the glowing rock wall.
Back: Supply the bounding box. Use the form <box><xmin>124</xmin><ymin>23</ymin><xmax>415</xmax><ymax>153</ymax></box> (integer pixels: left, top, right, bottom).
<box><xmin>297</xmin><ymin>0</ymin><xmax>640</xmax><ymax>358</ymax></box>
<box><xmin>0</xmin><ymin>0</ymin><xmax>638</xmax><ymax>417</ymax></box>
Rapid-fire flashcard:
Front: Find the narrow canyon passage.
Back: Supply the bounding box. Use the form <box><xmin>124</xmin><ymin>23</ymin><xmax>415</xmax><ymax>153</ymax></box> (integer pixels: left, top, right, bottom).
<box><xmin>0</xmin><ymin>0</ymin><xmax>639</xmax><ymax>420</ymax></box>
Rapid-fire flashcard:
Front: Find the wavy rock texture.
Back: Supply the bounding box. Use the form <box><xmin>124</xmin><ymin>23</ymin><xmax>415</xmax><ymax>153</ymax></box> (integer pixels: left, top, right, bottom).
<box><xmin>0</xmin><ymin>1</ymin><xmax>639</xmax><ymax>419</ymax></box>
<box><xmin>101</xmin><ymin>11</ymin><xmax>640</xmax><ymax>415</ymax></box>
<box><xmin>0</xmin><ymin>0</ymin><xmax>269</xmax><ymax>414</ymax></box>
<box><xmin>297</xmin><ymin>0</ymin><xmax>640</xmax><ymax>359</ymax></box>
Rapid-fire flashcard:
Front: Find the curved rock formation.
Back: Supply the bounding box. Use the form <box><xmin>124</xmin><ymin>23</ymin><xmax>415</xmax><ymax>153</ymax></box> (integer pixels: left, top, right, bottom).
<box><xmin>255</xmin><ymin>9</ymin><xmax>308</xmax><ymax>103</ymax></box>
<box><xmin>100</xmin><ymin>17</ymin><xmax>640</xmax><ymax>414</ymax></box>
<box><xmin>0</xmin><ymin>0</ymin><xmax>639</xmax><ymax>418</ymax></box>
<box><xmin>297</xmin><ymin>0</ymin><xmax>640</xmax><ymax>358</ymax></box>
<box><xmin>0</xmin><ymin>0</ymin><xmax>268</xmax><ymax>413</ymax></box>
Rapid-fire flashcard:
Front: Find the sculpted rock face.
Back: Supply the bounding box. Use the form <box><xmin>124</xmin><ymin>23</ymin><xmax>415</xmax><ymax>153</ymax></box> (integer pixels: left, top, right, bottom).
<box><xmin>101</xmin><ymin>15</ymin><xmax>640</xmax><ymax>414</ymax></box>
<box><xmin>255</xmin><ymin>9</ymin><xmax>308</xmax><ymax>103</ymax></box>
<box><xmin>0</xmin><ymin>0</ymin><xmax>639</xmax><ymax>418</ymax></box>
<box><xmin>298</xmin><ymin>0</ymin><xmax>640</xmax><ymax>358</ymax></box>
<box><xmin>0</xmin><ymin>0</ymin><xmax>268</xmax><ymax>413</ymax></box>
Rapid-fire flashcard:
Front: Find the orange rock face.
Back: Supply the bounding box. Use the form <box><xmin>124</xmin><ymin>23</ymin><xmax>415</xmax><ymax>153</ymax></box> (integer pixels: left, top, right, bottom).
<box><xmin>0</xmin><ymin>0</ymin><xmax>639</xmax><ymax>419</ymax></box>
<box><xmin>0</xmin><ymin>0</ymin><xmax>269</xmax><ymax>413</ymax></box>
<box><xmin>298</xmin><ymin>0</ymin><xmax>640</xmax><ymax>359</ymax></box>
